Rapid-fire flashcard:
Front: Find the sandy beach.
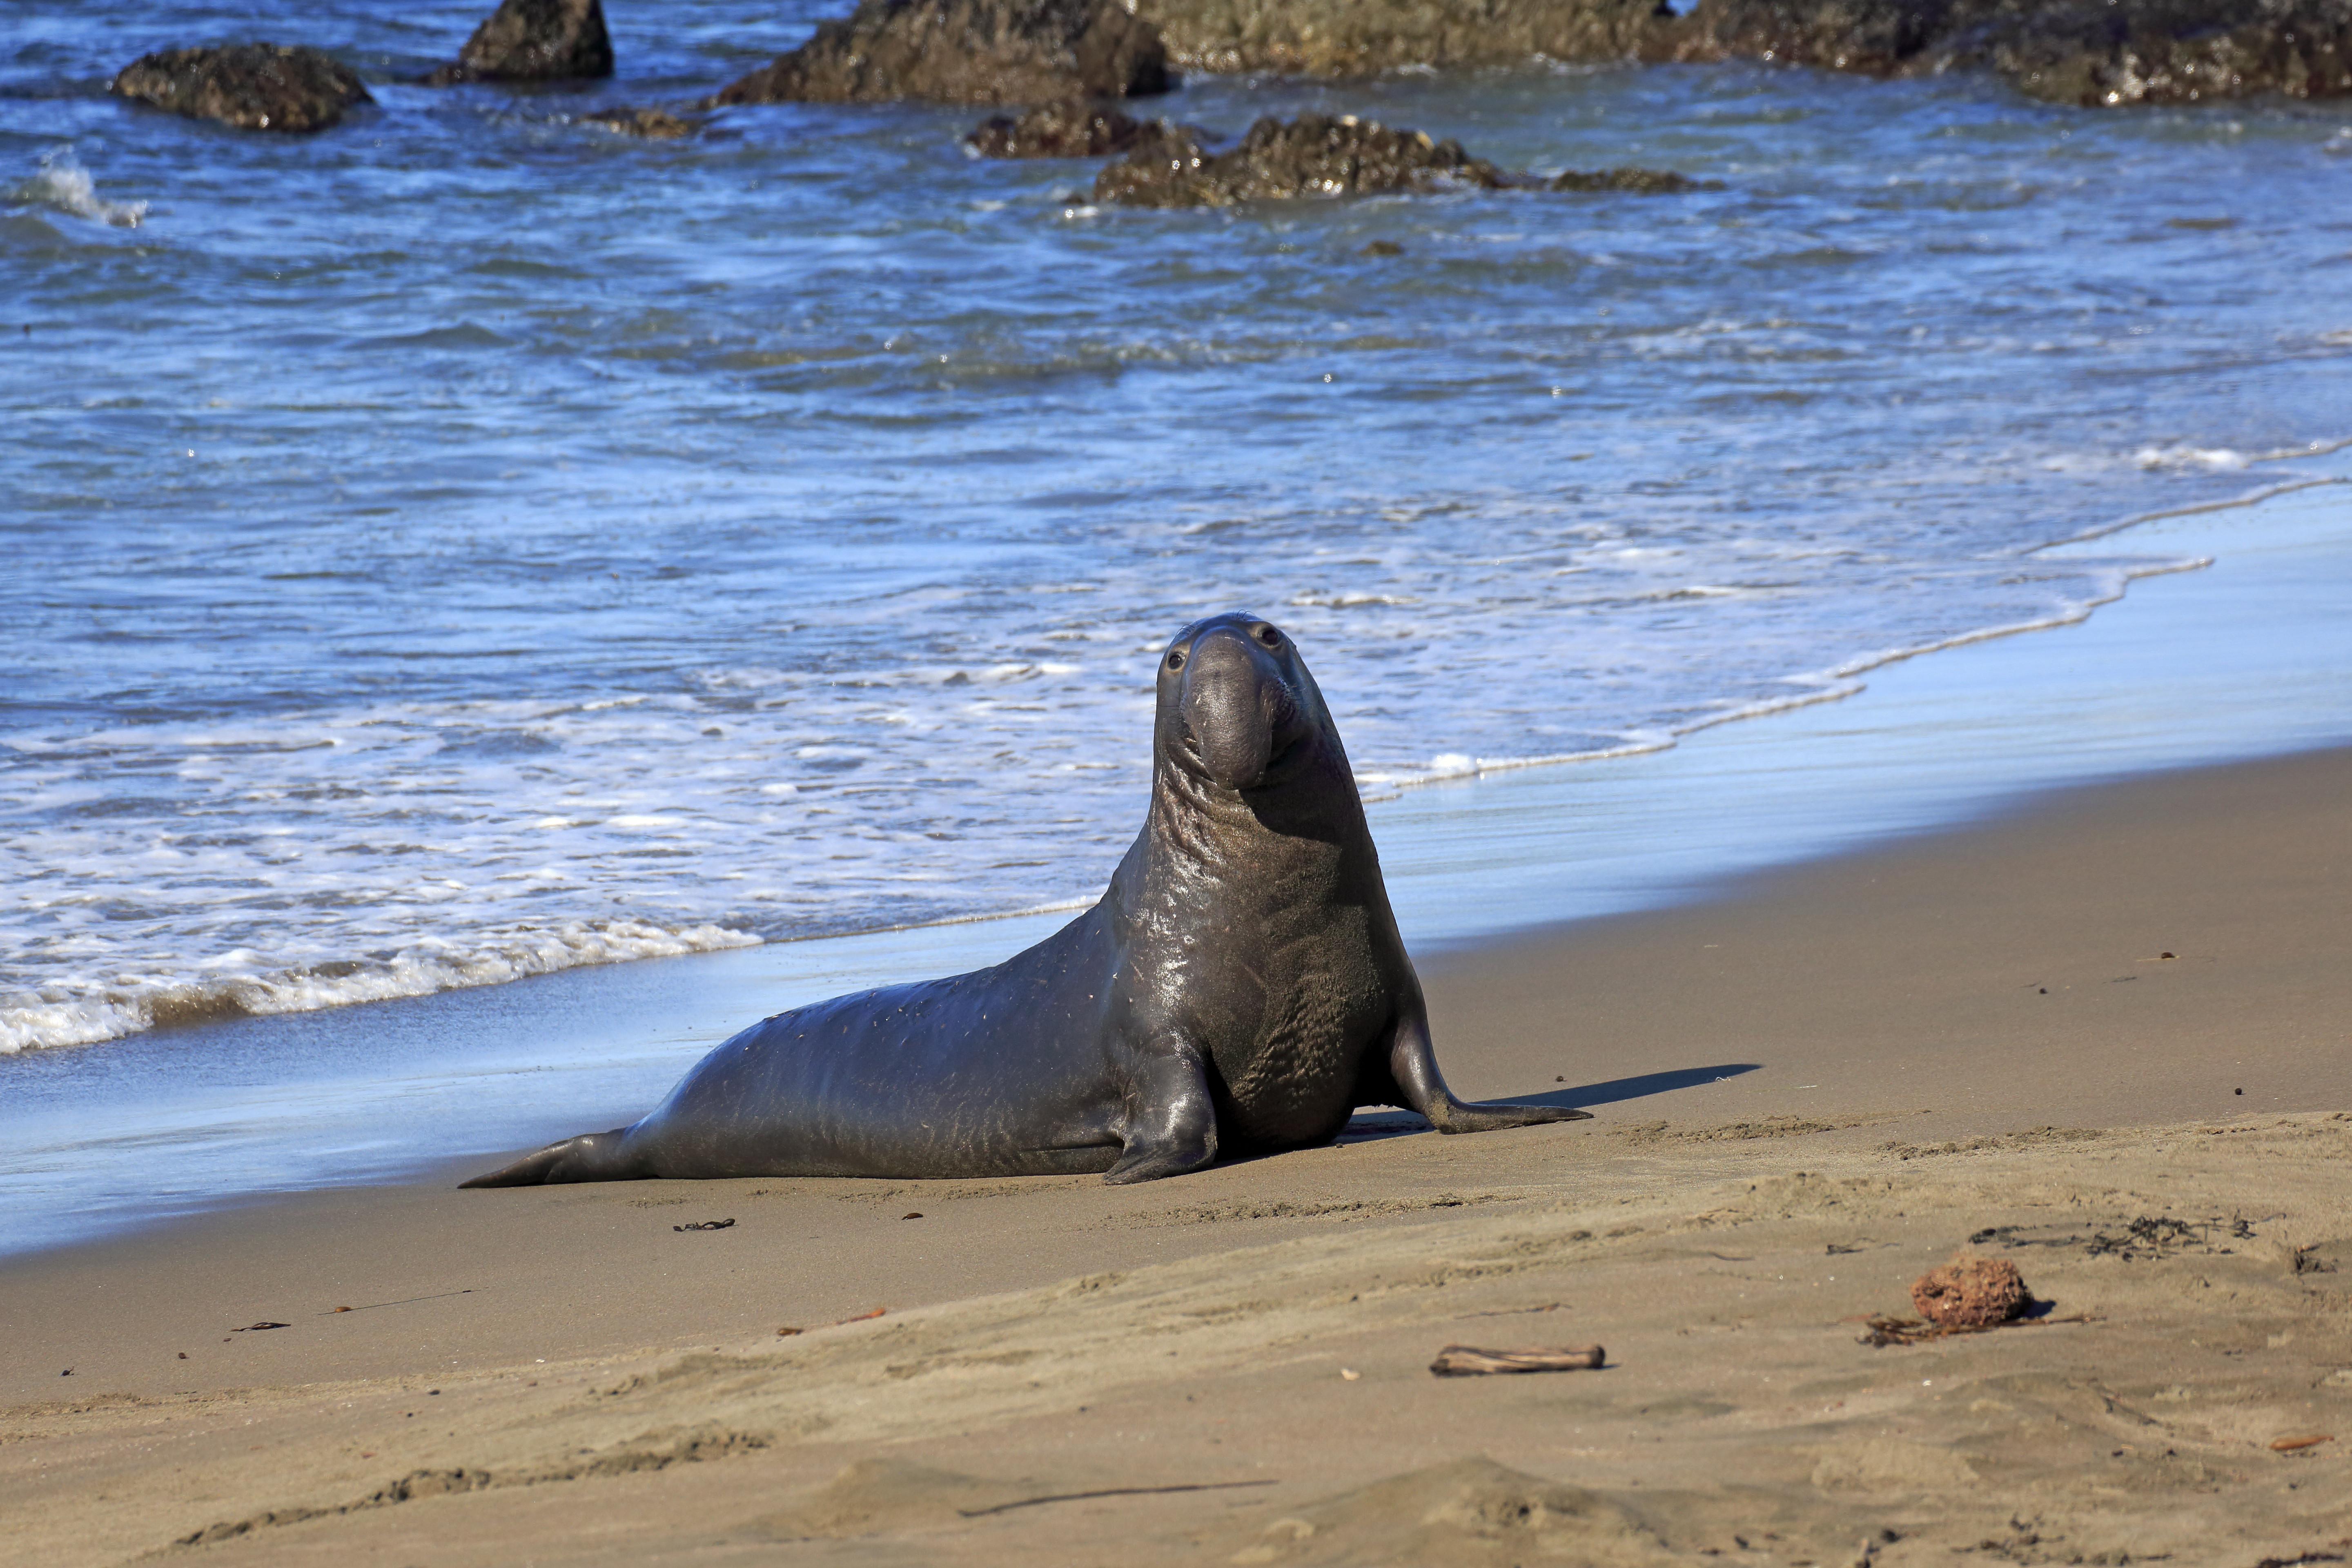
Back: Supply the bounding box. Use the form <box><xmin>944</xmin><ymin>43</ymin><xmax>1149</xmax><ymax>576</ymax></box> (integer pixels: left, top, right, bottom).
<box><xmin>5</xmin><ymin>744</ymin><xmax>2346</xmax><ymax>1567</ymax></box>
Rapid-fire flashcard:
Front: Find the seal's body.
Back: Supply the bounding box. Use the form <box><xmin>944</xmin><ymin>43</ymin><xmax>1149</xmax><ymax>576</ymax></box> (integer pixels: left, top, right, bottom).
<box><xmin>463</xmin><ymin>614</ymin><xmax>1588</xmax><ymax>1189</ymax></box>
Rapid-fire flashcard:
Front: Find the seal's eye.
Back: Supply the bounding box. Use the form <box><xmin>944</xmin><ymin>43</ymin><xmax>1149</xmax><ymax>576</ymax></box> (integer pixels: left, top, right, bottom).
<box><xmin>1166</xmin><ymin>649</ymin><xmax>1185</xmax><ymax>672</ymax></box>
<box><xmin>1254</xmin><ymin>624</ymin><xmax>1283</xmax><ymax>648</ymax></box>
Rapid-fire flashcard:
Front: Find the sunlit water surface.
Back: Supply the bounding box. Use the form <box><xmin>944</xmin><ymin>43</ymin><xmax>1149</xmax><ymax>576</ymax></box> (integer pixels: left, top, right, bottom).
<box><xmin>6</xmin><ymin>0</ymin><xmax>2352</xmax><ymax>1053</ymax></box>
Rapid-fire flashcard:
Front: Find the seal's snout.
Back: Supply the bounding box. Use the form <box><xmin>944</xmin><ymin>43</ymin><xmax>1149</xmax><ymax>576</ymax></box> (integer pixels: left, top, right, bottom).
<box><xmin>1171</xmin><ymin>617</ymin><xmax>1300</xmax><ymax>790</ymax></box>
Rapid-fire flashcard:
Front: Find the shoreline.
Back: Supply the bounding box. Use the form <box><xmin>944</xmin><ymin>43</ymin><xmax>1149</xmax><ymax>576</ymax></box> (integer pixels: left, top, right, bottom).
<box><xmin>2</xmin><ymin>474</ymin><xmax>2349</xmax><ymax>1260</ymax></box>
<box><xmin>2</xmin><ymin>449</ymin><xmax>2338</xmax><ymax>1065</ymax></box>
<box><xmin>3</xmin><ymin>738</ymin><xmax>2348</xmax><ymax>1559</ymax></box>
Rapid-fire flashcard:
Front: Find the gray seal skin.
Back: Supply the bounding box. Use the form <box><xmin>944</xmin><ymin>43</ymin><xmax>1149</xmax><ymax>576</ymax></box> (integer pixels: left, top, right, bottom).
<box><xmin>462</xmin><ymin>612</ymin><xmax>1589</xmax><ymax>1189</ymax></box>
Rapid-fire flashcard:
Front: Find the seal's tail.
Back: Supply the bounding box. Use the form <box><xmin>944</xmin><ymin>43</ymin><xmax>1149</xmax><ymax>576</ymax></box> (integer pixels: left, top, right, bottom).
<box><xmin>459</xmin><ymin>1127</ymin><xmax>640</xmax><ymax>1187</ymax></box>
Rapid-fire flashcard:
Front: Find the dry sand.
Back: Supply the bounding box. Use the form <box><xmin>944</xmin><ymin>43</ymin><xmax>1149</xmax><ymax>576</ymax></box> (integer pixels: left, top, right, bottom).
<box><xmin>4</xmin><ymin>747</ymin><xmax>2348</xmax><ymax>1567</ymax></box>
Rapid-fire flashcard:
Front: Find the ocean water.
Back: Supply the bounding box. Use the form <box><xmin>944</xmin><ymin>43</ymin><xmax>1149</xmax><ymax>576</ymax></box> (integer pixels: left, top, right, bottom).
<box><xmin>6</xmin><ymin>1</ymin><xmax>2352</xmax><ymax>1056</ymax></box>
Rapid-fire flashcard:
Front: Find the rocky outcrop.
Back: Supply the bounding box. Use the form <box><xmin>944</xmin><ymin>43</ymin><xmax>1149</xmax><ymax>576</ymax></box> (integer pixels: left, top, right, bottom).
<box><xmin>1667</xmin><ymin>0</ymin><xmax>2352</xmax><ymax>104</ymax></box>
<box><xmin>427</xmin><ymin>0</ymin><xmax>615</xmax><ymax>85</ymax></box>
<box><xmin>111</xmin><ymin>44</ymin><xmax>372</xmax><ymax>132</ymax></box>
<box><xmin>1134</xmin><ymin>0</ymin><xmax>1670</xmax><ymax>73</ymax></box>
<box><xmin>1095</xmin><ymin>112</ymin><xmax>1508</xmax><ymax>206</ymax></box>
<box><xmin>1967</xmin><ymin>0</ymin><xmax>2352</xmax><ymax>104</ymax></box>
<box><xmin>1663</xmin><ymin>0</ymin><xmax>1938</xmax><ymax>73</ymax></box>
<box><xmin>715</xmin><ymin>0</ymin><xmax>1170</xmax><ymax>107</ymax></box>
<box><xmin>965</xmin><ymin>100</ymin><xmax>1184</xmax><ymax>155</ymax></box>
<box><xmin>1128</xmin><ymin>0</ymin><xmax>2352</xmax><ymax>102</ymax></box>
<box><xmin>1550</xmin><ymin>166</ymin><xmax>1721</xmax><ymax>191</ymax></box>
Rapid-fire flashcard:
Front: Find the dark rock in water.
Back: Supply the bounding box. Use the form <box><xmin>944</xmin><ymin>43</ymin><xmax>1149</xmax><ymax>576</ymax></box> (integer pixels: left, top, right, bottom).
<box><xmin>1669</xmin><ymin>0</ymin><xmax>2352</xmax><ymax>104</ymax></box>
<box><xmin>715</xmin><ymin>0</ymin><xmax>1170</xmax><ymax>107</ymax></box>
<box><xmin>1362</xmin><ymin>238</ymin><xmax>1405</xmax><ymax>255</ymax></box>
<box><xmin>1136</xmin><ymin>0</ymin><xmax>1672</xmax><ymax>74</ymax></box>
<box><xmin>968</xmin><ymin>100</ymin><xmax>1167</xmax><ymax>156</ymax></box>
<box><xmin>427</xmin><ymin>0</ymin><xmax>615</xmax><ymax>85</ymax></box>
<box><xmin>111</xmin><ymin>44</ymin><xmax>373</xmax><ymax>132</ymax></box>
<box><xmin>1664</xmin><ymin>0</ymin><xmax>1937</xmax><ymax>75</ymax></box>
<box><xmin>1138</xmin><ymin>0</ymin><xmax>2352</xmax><ymax>101</ymax></box>
<box><xmin>1550</xmin><ymin>166</ymin><xmax>1721</xmax><ymax>192</ymax></box>
<box><xmin>1096</xmin><ymin>113</ymin><xmax>1506</xmax><ymax>207</ymax></box>
<box><xmin>1971</xmin><ymin>0</ymin><xmax>2352</xmax><ymax>105</ymax></box>
<box><xmin>583</xmin><ymin>106</ymin><xmax>698</xmax><ymax>138</ymax></box>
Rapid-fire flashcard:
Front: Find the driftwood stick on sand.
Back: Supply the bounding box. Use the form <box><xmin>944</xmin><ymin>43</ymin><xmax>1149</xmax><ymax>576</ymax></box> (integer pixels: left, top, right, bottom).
<box><xmin>1429</xmin><ymin>1343</ymin><xmax>1605</xmax><ymax>1376</ymax></box>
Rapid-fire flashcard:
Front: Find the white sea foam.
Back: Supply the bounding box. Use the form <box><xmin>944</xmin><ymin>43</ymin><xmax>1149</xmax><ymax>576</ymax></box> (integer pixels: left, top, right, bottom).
<box><xmin>18</xmin><ymin>147</ymin><xmax>147</xmax><ymax>228</ymax></box>
<box><xmin>1288</xmin><ymin>591</ymin><xmax>1421</xmax><ymax>608</ymax></box>
<box><xmin>0</xmin><ymin>503</ymin><xmax>2250</xmax><ymax>1063</ymax></box>
<box><xmin>0</xmin><ymin>919</ymin><xmax>757</xmax><ymax>1054</ymax></box>
<box><xmin>2135</xmin><ymin>444</ymin><xmax>2248</xmax><ymax>472</ymax></box>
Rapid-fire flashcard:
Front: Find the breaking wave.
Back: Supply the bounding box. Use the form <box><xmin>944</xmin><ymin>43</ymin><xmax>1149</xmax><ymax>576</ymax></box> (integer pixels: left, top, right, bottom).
<box><xmin>0</xmin><ymin>919</ymin><xmax>757</xmax><ymax>1054</ymax></box>
<box><xmin>16</xmin><ymin>147</ymin><xmax>147</xmax><ymax>229</ymax></box>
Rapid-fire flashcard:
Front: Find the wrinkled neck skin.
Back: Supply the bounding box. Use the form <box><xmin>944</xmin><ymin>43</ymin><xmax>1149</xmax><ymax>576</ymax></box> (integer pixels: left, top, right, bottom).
<box><xmin>1104</xmin><ymin>617</ymin><xmax>1409</xmax><ymax>1047</ymax></box>
<box><xmin>1136</xmin><ymin>714</ymin><xmax>1370</xmax><ymax>909</ymax></box>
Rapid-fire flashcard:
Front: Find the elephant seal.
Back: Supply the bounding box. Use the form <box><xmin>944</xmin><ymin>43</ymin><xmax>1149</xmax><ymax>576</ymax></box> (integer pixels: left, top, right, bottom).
<box><xmin>463</xmin><ymin>612</ymin><xmax>1588</xmax><ymax>1189</ymax></box>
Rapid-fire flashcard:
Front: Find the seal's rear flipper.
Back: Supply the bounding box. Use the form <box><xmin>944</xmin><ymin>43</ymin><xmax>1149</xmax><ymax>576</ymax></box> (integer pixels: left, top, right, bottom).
<box><xmin>1433</xmin><ymin>1099</ymin><xmax>1594</xmax><ymax>1132</ymax></box>
<box><xmin>1385</xmin><ymin>1009</ymin><xmax>1596</xmax><ymax>1134</ymax></box>
<box><xmin>459</xmin><ymin>1127</ymin><xmax>639</xmax><ymax>1187</ymax></box>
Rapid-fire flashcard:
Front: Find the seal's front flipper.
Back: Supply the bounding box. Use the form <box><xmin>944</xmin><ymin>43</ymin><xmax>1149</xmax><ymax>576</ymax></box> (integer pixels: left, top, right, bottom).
<box><xmin>1104</xmin><ymin>1046</ymin><xmax>1219</xmax><ymax>1184</ymax></box>
<box><xmin>459</xmin><ymin>1127</ymin><xmax>641</xmax><ymax>1187</ymax></box>
<box><xmin>1385</xmin><ymin>1008</ymin><xmax>1593</xmax><ymax>1134</ymax></box>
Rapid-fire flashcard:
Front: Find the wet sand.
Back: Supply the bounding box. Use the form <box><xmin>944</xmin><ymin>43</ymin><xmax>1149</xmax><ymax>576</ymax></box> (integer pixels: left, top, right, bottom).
<box><xmin>3</xmin><ymin>746</ymin><xmax>2348</xmax><ymax>1566</ymax></box>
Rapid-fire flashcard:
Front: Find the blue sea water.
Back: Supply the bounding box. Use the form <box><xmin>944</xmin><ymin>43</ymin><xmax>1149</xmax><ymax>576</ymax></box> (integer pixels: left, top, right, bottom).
<box><xmin>6</xmin><ymin>0</ymin><xmax>2352</xmax><ymax>1054</ymax></box>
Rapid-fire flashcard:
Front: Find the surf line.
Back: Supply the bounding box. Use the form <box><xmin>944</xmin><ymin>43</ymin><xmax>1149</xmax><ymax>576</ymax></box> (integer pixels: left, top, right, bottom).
<box><xmin>958</xmin><ymin>1479</ymin><xmax>1279</xmax><ymax>1518</ymax></box>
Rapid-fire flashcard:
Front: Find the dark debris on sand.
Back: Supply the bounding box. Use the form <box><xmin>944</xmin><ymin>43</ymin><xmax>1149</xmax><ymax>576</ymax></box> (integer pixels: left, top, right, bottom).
<box><xmin>1911</xmin><ymin>1256</ymin><xmax>2031</xmax><ymax>1327</ymax></box>
<box><xmin>112</xmin><ymin>44</ymin><xmax>373</xmax><ymax>133</ymax></box>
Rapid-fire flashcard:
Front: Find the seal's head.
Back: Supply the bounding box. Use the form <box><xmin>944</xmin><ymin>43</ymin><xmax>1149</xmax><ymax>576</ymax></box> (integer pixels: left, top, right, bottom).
<box><xmin>1154</xmin><ymin>612</ymin><xmax>1335</xmax><ymax>793</ymax></box>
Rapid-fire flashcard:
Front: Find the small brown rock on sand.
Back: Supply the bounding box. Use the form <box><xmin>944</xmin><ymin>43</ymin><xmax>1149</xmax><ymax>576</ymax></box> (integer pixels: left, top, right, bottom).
<box><xmin>1911</xmin><ymin>1256</ymin><xmax>2029</xmax><ymax>1327</ymax></box>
